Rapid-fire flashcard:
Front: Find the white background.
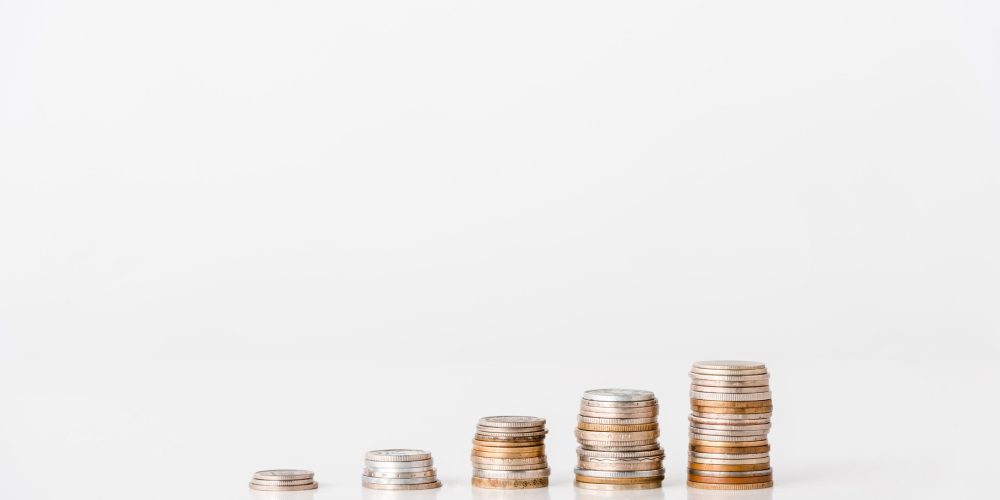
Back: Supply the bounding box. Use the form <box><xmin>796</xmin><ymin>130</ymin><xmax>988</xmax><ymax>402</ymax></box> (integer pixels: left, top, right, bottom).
<box><xmin>1</xmin><ymin>1</ymin><xmax>999</xmax><ymax>499</ymax></box>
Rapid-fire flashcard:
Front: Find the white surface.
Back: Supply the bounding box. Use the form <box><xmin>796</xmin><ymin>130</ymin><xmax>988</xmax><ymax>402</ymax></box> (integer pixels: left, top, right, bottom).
<box><xmin>1</xmin><ymin>1</ymin><xmax>999</xmax><ymax>499</ymax></box>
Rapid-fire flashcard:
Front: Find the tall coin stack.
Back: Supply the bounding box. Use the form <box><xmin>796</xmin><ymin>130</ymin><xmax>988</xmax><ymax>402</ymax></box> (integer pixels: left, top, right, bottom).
<box><xmin>249</xmin><ymin>469</ymin><xmax>317</xmax><ymax>491</ymax></box>
<box><xmin>362</xmin><ymin>449</ymin><xmax>442</xmax><ymax>490</ymax></box>
<box><xmin>688</xmin><ymin>360</ymin><xmax>773</xmax><ymax>490</ymax></box>
<box><xmin>575</xmin><ymin>389</ymin><xmax>664</xmax><ymax>491</ymax></box>
<box><xmin>471</xmin><ymin>416</ymin><xmax>551</xmax><ymax>489</ymax></box>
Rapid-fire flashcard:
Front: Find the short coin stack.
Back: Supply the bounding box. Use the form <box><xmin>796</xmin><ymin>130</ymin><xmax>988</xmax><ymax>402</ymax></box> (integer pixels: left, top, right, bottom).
<box><xmin>688</xmin><ymin>360</ymin><xmax>773</xmax><ymax>490</ymax></box>
<box><xmin>362</xmin><ymin>449</ymin><xmax>442</xmax><ymax>490</ymax></box>
<box><xmin>249</xmin><ymin>469</ymin><xmax>317</xmax><ymax>491</ymax></box>
<box><xmin>575</xmin><ymin>389</ymin><xmax>664</xmax><ymax>491</ymax></box>
<box><xmin>471</xmin><ymin>416</ymin><xmax>550</xmax><ymax>489</ymax></box>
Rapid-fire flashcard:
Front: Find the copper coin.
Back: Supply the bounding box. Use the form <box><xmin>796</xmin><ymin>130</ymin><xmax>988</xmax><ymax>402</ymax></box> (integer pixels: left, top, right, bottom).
<box><xmin>687</xmin><ymin>474</ymin><xmax>772</xmax><ymax>484</ymax></box>
<box><xmin>688</xmin><ymin>463</ymin><xmax>770</xmax><ymax>472</ymax></box>
<box><xmin>690</xmin><ymin>445</ymin><xmax>770</xmax><ymax>454</ymax></box>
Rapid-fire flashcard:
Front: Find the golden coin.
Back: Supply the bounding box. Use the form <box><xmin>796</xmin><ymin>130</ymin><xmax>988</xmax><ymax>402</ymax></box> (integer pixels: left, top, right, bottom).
<box><xmin>687</xmin><ymin>481</ymin><xmax>773</xmax><ymax>490</ymax></box>
<box><xmin>575</xmin><ymin>476</ymin><xmax>665</xmax><ymax>485</ymax></box>
<box><xmin>690</xmin><ymin>399</ymin><xmax>772</xmax><ymax>408</ymax></box>
<box><xmin>472</xmin><ymin>477</ymin><xmax>548</xmax><ymax>489</ymax></box>
<box><xmin>577</xmin><ymin>423</ymin><xmax>659</xmax><ymax>432</ymax></box>
<box><xmin>473</xmin><ymin>450</ymin><xmax>546</xmax><ymax>459</ymax></box>
<box><xmin>690</xmin><ymin>445</ymin><xmax>770</xmax><ymax>454</ymax></box>
<box><xmin>687</xmin><ymin>474</ymin><xmax>772</xmax><ymax>484</ymax></box>
<box><xmin>688</xmin><ymin>463</ymin><xmax>770</xmax><ymax>472</ymax></box>
<box><xmin>691</xmin><ymin>406</ymin><xmax>772</xmax><ymax>414</ymax></box>
<box><xmin>473</xmin><ymin>439</ymin><xmax>543</xmax><ymax>448</ymax></box>
<box><xmin>689</xmin><ymin>439</ymin><xmax>768</xmax><ymax>447</ymax></box>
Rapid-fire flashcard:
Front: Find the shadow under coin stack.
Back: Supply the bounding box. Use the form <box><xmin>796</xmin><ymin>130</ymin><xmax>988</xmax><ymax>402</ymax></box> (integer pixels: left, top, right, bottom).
<box><xmin>362</xmin><ymin>449</ymin><xmax>442</xmax><ymax>490</ymax></box>
<box><xmin>471</xmin><ymin>416</ymin><xmax>550</xmax><ymax>489</ymax></box>
<box><xmin>575</xmin><ymin>389</ymin><xmax>664</xmax><ymax>491</ymax></box>
<box><xmin>249</xmin><ymin>469</ymin><xmax>317</xmax><ymax>491</ymax></box>
<box><xmin>688</xmin><ymin>360</ymin><xmax>773</xmax><ymax>490</ymax></box>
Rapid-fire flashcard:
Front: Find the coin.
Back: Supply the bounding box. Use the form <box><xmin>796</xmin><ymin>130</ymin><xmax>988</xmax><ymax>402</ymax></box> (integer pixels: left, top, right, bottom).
<box><xmin>472</xmin><ymin>456</ymin><xmax>547</xmax><ymax>466</ymax></box>
<box><xmin>688</xmin><ymin>378</ymin><xmax>770</xmax><ymax>387</ymax></box>
<box><xmin>687</xmin><ymin>481</ymin><xmax>773</xmax><ymax>490</ymax></box>
<box><xmin>692</xmin><ymin>410</ymin><xmax>772</xmax><ymax>420</ymax></box>
<box><xmin>689</xmin><ymin>428</ymin><xmax>770</xmax><ymax>437</ymax></box>
<box><xmin>689</xmin><ymin>468</ymin><xmax>772</xmax><ymax>477</ymax></box>
<box><xmin>362</xmin><ymin>476</ymin><xmax>439</xmax><ymax>485</ymax></box>
<box><xmin>476</xmin><ymin>462</ymin><xmax>553</xmax><ymax>471</ymax></box>
<box><xmin>578</xmin><ymin>459</ymin><xmax>663</xmax><ymax>471</ymax></box>
<box><xmin>364</xmin><ymin>469</ymin><xmax>437</xmax><ymax>478</ymax></box>
<box><xmin>473</xmin><ymin>450</ymin><xmax>546</xmax><ymax>459</ymax></box>
<box><xmin>689</xmin><ymin>463</ymin><xmax>770</xmax><ymax>471</ymax></box>
<box><xmin>575</xmin><ymin>468</ymin><xmax>665</xmax><ymax>478</ymax></box>
<box><xmin>691</xmin><ymin>391</ymin><xmax>772</xmax><ymax>401</ymax></box>
<box><xmin>583</xmin><ymin>389</ymin><xmax>655</xmax><ymax>402</ymax></box>
<box><xmin>365</xmin><ymin>449</ymin><xmax>432</xmax><ymax>462</ymax></box>
<box><xmin>472</xmin><ymin>477</ymin><xmax>549</xmax><ymax>489</ymax></box>
<box><xmin>690</xmin><ymin>373</ymin><xmax>770</xmax><ymax>382</ymax></box>
<box><xmin>473</xmin><ymin>468</ymin><xmax>551</xmax><ymax>479</ymax></box>
<box><xmin>689</xmin><ymin>433</ymin><xmax>769</xmax><ymax>442</ymax></box>
<box><xmin>579</xmin><ymin>409</ymin><xmax>658</xmax><ymax>419</ymax></box>
<box><xmin>252</xmin><ymin>470</ymin><xmax>314</xmax><ymax>481</ymax></box>
<box><xmin>691</xmin><ymin>366</ymin><xmax>768</xmax><ymax>376</ymax></box>
<box><xmin>363</xmin><ymin>481</ymin><xmax>442</xmax><ymax>490</ymax></box>
<box><xmin>689</xmin><ymin>420</ymin><xmax>770</xmax><ymax>431</ymax></box>
<box><xmin>575</xmin><ymin>481</ymin><xmax>663</xmax><ymax>490</ymax></box>
<box><xmin>689</xmin><ymin>438</ymin><xmax>769</xmax><ymax>447</ymax></box>
<box><xmin>691</xmin><ymin>406</ymin><xmax>772</xmax><ymax>414</ymax></box>
<box><xmin>577</xmin><ymin>447</ymin><xmax>664</xmax><ymax>459</ymax></box>
<box><xmin>365</xmin><ymin>459</ymin><xmax>433</xmax><ymax>469</ymax></box>
<box><xmin>576</xmin><ymin>475</ymin><xmax>665</xmax><ymax>484</ymax></box>
<box><xmin>691</xmin><ymin>445</ymin><xmax>770</xmax><ymax>454</ymax></box>
<box><xmin>579</xmin><ymin>416</ymin><xmax>659</xmax><ymax>425</ymax></box>
<box><xmin>249</xmin><ymin>482</ymin><xmax>318</xmax><ymax>491</ymax></box>
<box><xmin>691</xmin><ymin>385</ymin><xmax>771</xmax><ymax>394</ymax></box>
<box><xmin>686</xmin><ymin>474</ymin><xmax>772</xmax><ymax>484</ymax></box>
<box><xmin>690</xmin><ymin>451</ymin><xmax>770</xmax><ymax>460</ymax></box>
<box><xmin>576</xmin><ymin>429</ymin><xmax>660</xmax><ymax>441</ymax></box>
<box><xmin>693</xmin><ymin>360</ymin><xmax>766</xmax><ymax>370</ymax></box>
<box><xmin>578</xmin><ymin>440</ymin><xmax>660</xmax><ymax>450</ymax></box>
<box><xmin>473</xmin><ymin>439</ymin><xmax>544</xmax><ymax>448</ymax></box>
<box><xmin>578</xmin><ymin>422</ymin><xmax>659</xmax><ymax>432</ymax></box>
<box><xmin>581</xmin><ymin>399</ymin><xmax>659</xmax><ymax>408</ymax></box>
<box><xmin>690</xmin><ymin>399</ymin><xmax>772</xmax><ymax>408</ymax></box>
<box><xmin>250</xmin><ymin>478</ymin><xmax>316</xmax><ymax>486</ymax></box>
<box><xmin>479</xmin><ymin>416</ymin><xmax>546</xmax><ymax>428</ymax></box>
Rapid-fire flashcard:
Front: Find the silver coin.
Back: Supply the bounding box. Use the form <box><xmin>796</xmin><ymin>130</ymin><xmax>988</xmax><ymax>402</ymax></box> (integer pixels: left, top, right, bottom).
<box><xmin>581</xmin><ymin>399</ymin><xmax>659</xmax><ymax>408</ymax></box>
<box><xmin>574</xmin><ymin>468</ymin><xmax>665</xmax><ymax>478</ymax></box>
<box><xmin>471</xmin><ymin>456</ymin><xmax>547</xmax><ymax>466</ymax></box>
<box><xmin>579</xmin><ymin>415</ymin><xmax>659</xmax><ymax>425</ymax></box>
<box><xmin>477</xmin><ymin>425</ymin><xmax>546</xmax><ymax>434</ymax></box>
<box><xmin>691</xmin><ymin>385</ymin><xmax>771</xmax><ymax>394</ymax></box>
<box><xmin>249</xmin><ymin>482</ymin><xmax>318</xmax><ymax>491</ymax></box>
<box><xmin>688</xmin><ymin>456</ymin><xmax>770</xmax><ymax>465</ymax></box>
<box><xmin>690</xmin><ymin>422</ymin><xmax>771</xmax><ymax>432</ymax></box>
<box><xmin>578</xmin><ymin>441</ymin><xmax>661</xmax><ymax>450</ymax></box>
<box><xmin>250</xmin><ymin>478</ymin><xmax>316</xmax><ymax>486</ymax></box>
<box><xmin>689</xmin><ymin>415</ymin><xmax>770</xmax><ymax>426</ymax></box>
<box><xmin>690</xmin><ymin>373</ymin><xmax>770</xmax><ymax>382</ymax></box>
<box><xmin>579</xmin><ymin>409</ymin><xmax>658</xmax><ymax>419</ymax></box>
<box><xmin>474</xmin><ymin>462</ymin><xmax>553</xmax><ymax>471</ymax></box>
<box><xmin>688</xmin><ymin>468</ymin><xmax>772</xmax><ymax>477</ymax></box>
<box><xmin>574</xmin><ymin>481</ymin><xmax>662</xmax><ymax>491</ymax></box>
<box><xmin>687</xmin><ymin>378</ymin><xmax>770</xmax><ymax>388</ymax></box>
<box><xmin>478</xmin><ymin>416</ymin><xmax>546</xmax><ymax>428</ymax></box>
<box><xmin>365</xmin><ymin>449</ymin><xmax>432</xmax><ymax>462</ymax></box>
<box><xmin>691</xmin><ymin>411</ymin><xmax>772</xmax><ymax>420</ymax></box>
<box><xmin>577</xmin><ymin>447</ymin><xmax>664</xmax><ymax>459</ymax></box>
<box><xmin>578</xmin><ymin>459</ymin><xmax>663</xmax><ymax>471</ymax></box>
<box><xmin>691</xmin><ymin>367</ymin><xmax>768</xmax><ymax>376</ymax></box>
<box><xmin>363</xmin><ymin>468</ymin><xmax>437</xmax><ymax>479</ymax></box>
<box><xmin>252</xmin><ymin>470</ymin><xmax>314</xmax><ymax>481</ymax></box>
<box><xmin>579</xmin><ymin>403</ymin><xmax>659</xmax><ymax>413</ymax></box>
<box><xmin>576</xmin><ymin>429</ymin><xmax>660</xmax><ymax>441</ymax></box>
<box><xmin>583</xmin><ymin>389</ymin><xmax>655</xmax><ymax>402</ymax></box>
<box><xmin>361</xmin><ymin>475</ymin><xmax>439</xmax><ymax>485</ymax></box>
<box><xmin>689</xmin><ymin>433</ymin><xmax>768</xmax><ymax>442</ymax></box>
<box><xmin>473</xmin><ymin>468</ymin><xmax>551</xmax><ymax>479</ymax></box>
<box><xmin>690</xmin><ymin>451</ymin><xmax>770</xmax><ymax>460</ymax></box>
<box><xmin>365</xmin><ymin>459</ymin><xmax>433</xmax><ymax>470</ymax></box>
<box><xmin>693</xmin><ymin>360</ymin><xmax>766</xmax><ymax>370</ymax></box>
<box><xmin>690</xmin><ymin>391</ymin><xmax>772</xmax><ymax>401</ymax></box>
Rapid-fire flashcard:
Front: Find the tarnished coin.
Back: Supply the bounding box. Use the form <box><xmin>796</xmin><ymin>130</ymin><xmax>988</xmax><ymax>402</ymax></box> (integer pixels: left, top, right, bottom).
<box><xmin>575</xmin><ymin>468</ymin><xmax>665</xmax><ymax>478</ymax></box>
<box><xmin>249</xmin><ymin>482</ymin><xmax>318</xmax><ymax>491</ymax></box>
<box><xmin>473</xmin><ymin>468</ymin><xmax>551</xmax><ymax>479</ymax></box>
<box><xmin>365</xmin><ymin>449</ymin><xmax>432</xmax><ymax>462</ymax></box>
<box><xmin>687</xmin><ymin>481</ymin><xmax>773</xmax><ymax>490</ymax></box>
<box><xmin>363</xmin><ymin>481</ymin><xmax>442</xmax><ymax>490</ymax></box>
<box><xmin>478</xmin><ymin>416</ymin><xmax>546</xmax><ymax>428</ymax></box>
<box><xmin>252</xmin><ymin>470</ymin><xmax>314</xmax><ymax>481</ymax></box>
<box><xmin>583</xmin><ymin>389</ymin><xmax>655</xmax><ymax>402</ymax></box>
<box><xmin>575</xmin><ymin>481</ymin><xmax>662</xmax><ymax>490</ymax></box>
<box><xmin>472</xmin><ymin>476</ymin><xmax>549</xmax><ymax>489</ymax></box>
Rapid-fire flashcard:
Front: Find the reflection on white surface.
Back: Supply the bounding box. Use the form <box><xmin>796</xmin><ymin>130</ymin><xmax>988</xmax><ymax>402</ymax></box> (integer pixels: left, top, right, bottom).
<box><xmin>687</xmin><ymin>486</ymin><xmax>773</xmax><ymax>500</ymax></box>
<box><xmin>361</xmin><ymin>486</ymin><xmax>442</xmax><ymax>500</ymax></box>
<box><xmin>249</xmin><ymin>489</ymin><xmax>316</xmax><ymax>500</ymax></box>
<box><xmin>574</xmin><ymin>486</ymin><xmax>664</xmax><ymax>500</ymax></box>
<box><xmin>470</xmin><ymin>486</ymin><xmax>551</xmax><ymax>500</ymax></box>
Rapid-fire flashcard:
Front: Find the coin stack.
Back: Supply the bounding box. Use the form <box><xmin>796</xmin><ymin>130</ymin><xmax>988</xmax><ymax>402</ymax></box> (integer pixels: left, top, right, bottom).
<box><xmin>575</xmin><ymin>389</ymin><xmax>664</xmax><ymax>491</ymax></box>
<box><xmin>249</xmin><ymin>469</ymin><xmax>318</xmax><ymax>491</ymax></box>
<box><xmin>471</xmin><ymin>416</ymin><xmax>551</xmax><ymax>489</ymax></box>
<box><xmin>362</xmin><ymin>449</ymin><xmax>442</xmax><ymax>490</ymax></box>
<box><xmin>688</xmin><ymin>360</ymin><xmax>773</xmax><ymax>490</ymax></box>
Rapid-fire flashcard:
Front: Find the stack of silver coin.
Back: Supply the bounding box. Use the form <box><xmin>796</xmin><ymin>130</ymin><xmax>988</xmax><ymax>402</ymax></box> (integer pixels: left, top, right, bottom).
<box><xmin>362</xmin><ymin>449</ymin><xmax>442</xmax><ymax>490</ymax></box>
<box><xmin>471</xmin><ymin>416</ymin><xmax>550</xmax><ymax>489</ymax></box>
<box><xmin>688</xmin><ymin>360</ymin><xmax>773</xmax><ymax>490</ymax></box>
<box><xmin>575</xmin><ymin>389</ymin><xmax>664</xmax><ymax>490</ymax></box>
<box><xmin>249</xmin><ymin>469</ymin><xmax>317</xmax><ymax>491</ymax></box>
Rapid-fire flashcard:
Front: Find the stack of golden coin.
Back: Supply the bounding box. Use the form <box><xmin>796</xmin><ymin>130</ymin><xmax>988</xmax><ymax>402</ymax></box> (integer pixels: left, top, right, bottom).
<box><xmin>574</xmin><ymin>389</ymin><xmax>664</xmax><ymax>490</ymax></box>
<box><xmin>471</xmin><ymin>416</ymin><xmax>550</xmax><ymax>489</ymax></box>
<box><xmin>688</xmin><ymin>360</ymin><xmax>773</xmax><ymax>490</ymax></box>
<box><xmin>362</xmin><ymin>449</ymin><xmax>442</xmax><ymax>490</ymax></box>
<box><xmin>249</xmin><ymin>469</ymin><xmax>317</xmax><ymax>491</ymax></box>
